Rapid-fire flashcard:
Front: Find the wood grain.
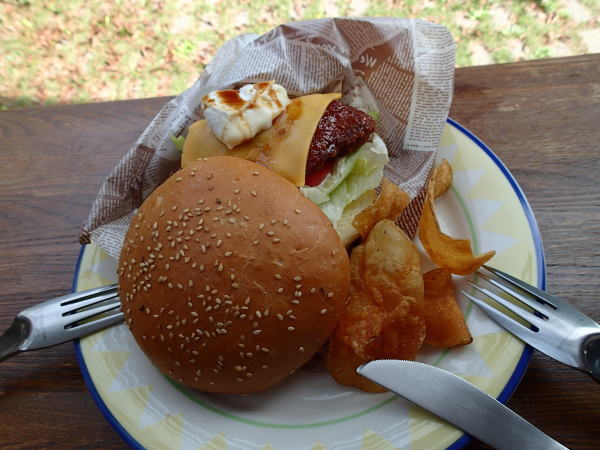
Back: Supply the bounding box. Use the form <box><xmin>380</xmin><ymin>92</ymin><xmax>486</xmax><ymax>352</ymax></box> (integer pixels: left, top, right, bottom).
<box><xmin>0</xmin><ymin>55</ymin><xmax>599</xmax><ymax>448</ymax></box>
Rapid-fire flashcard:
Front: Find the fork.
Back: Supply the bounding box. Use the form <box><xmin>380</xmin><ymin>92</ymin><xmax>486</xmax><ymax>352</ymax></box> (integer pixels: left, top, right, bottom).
<box><xmin>0</xmin><ymin>284</ymin><xmax>123</xmax><ymax>362</ymax></box>
<box><xmin>462</xmin><ymin>265</ymin><xmax>600</xmax><ymax>384</ymax></box>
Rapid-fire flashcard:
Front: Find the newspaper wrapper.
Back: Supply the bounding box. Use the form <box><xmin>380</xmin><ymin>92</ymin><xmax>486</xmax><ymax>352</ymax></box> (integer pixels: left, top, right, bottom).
<box><xmin>81</xmin><ymin>17</ymin><xmax>455</xmax><ymax>263</ymax></box>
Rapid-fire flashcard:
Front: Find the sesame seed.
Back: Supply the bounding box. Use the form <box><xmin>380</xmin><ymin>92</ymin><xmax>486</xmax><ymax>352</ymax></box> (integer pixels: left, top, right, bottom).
<box><xmin>287</xmin><ymin>327</ymin><xmax>295</xmax><ymax>331</ymax></box>
<box><xmin>175</xmin><ymin>177</ymin><xmax>182</xmax><ymax>182</ymax></box>
<box><xmin>299</xmin><ymin>346</ymin><xmax>305</xmax><ymax>352</ymax></box>
<box><xmin>327</xmin><ymin>292</ymin><xmax>334</xmax><ymax>298</ymax></box>
<box><xmin>276</xmin><ymin>314</ymin><xmax>284</xmax><ymax>320</ymax></box>
<box><xmin>274</xmin><ymin>273</ymin><xmax>282</xmax><ymax>280</ymax></box>
<box><xmin>258</xmin><ymin>223</ymin><xmax>265</xmax><ymax>230</ymax></box>
<box><xmin>253</xmin><ymin>330</ymin><xmax>262</xmax><ymax>335</ymax></box>
<box><xmin>293</xmin><ymin>276</ymin><xmax>302</xmax><ymax>282</ymax></box>
<box><xmin>272</xmin><ymin>238</ymin><xmax>280</xmax><ymax>243</ymax></box>
<box><xmin>266</xmin><ymin>231</ymin><xmax>275</xmax><ymax>237</ymax></box>
<box><xmin>251</xmin><ymin>190</ymin><xmax>257</xmax><ymax>197</ymax></box>
<box><xmin>310</xmin><ymin>288</ymin><xmax>317</xmax><ymax>294</ymax></box>
<box><xmin>294</xmin><ymin>209</ymin><xmax>301</xmax><ymax>214</ymax></box>
<box><xmin>224</xmin><ymin>251</ymin><xmax>232</xmax><ymax>257</ymax></box>
<box><xmin>277</xmin><ymin>287</ymin><xmax>284</xmax><ymax>293</ymax></box>
<box><xmin>252</xmin><ymin>171</ymin><xmax>259</xmax><ymax>176</ymax></box>
<box><xmin>320</xmin><ymin>308</ymin><xmax>327</xmax><ymax>315</ymax></box>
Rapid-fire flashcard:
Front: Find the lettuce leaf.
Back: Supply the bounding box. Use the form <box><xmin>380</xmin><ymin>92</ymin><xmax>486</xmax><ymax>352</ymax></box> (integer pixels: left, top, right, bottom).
<box><xmin>301</xmin><ymin>134</ymin><xmax>389</xmax><ymax>227</ymax></box>
<box><xmin>171</xmin><ymin>135</ymin><xmax>186</xmax><ymax>152</ymax></box>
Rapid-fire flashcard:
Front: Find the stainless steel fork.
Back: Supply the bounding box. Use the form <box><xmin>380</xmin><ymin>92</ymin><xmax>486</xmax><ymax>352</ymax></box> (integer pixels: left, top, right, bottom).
<box><xmin>0</xmin><ymin>284</ymin><xmax>123</xmax><ymax>362</ymax></box>
<box><xmin>462</xmin><ymin>265</ymin><xmax>600</xmax><ymax>384</ymax></box>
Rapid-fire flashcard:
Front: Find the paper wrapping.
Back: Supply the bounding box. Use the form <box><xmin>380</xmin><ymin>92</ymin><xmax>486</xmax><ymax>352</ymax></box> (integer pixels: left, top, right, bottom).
<box><xmin>80</xmin><ymin>17</ymin><xmax>455</xmax><ymax>259</ymax></box>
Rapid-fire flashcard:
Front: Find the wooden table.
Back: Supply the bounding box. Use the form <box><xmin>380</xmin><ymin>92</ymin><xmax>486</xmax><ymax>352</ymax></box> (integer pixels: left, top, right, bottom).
<box><xmin>1</xmin><ymin>54</ymin><xmax>598</xmax><ymax>448</ymax></box>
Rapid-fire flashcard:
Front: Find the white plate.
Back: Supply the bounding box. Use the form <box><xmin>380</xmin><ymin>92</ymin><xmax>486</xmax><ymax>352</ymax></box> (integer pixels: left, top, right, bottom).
<box><xmin>73</xmin><ymin>119</ymin><xmax>544</xmax><ymax>449</ymax></box>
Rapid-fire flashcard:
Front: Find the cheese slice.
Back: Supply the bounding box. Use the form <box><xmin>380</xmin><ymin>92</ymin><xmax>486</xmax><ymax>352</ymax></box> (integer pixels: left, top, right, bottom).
<box><xmin>181</xmin><ymin>93</ymin><xmax>341</xmax><ymax>186</ymax></box>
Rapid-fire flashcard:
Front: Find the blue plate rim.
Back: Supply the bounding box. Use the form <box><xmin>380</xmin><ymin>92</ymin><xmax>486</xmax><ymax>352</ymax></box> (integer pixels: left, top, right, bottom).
<box><xmin>72</xmin><ymin>117</ymin><xmax>545</xmax><ymax>450</ymax></box>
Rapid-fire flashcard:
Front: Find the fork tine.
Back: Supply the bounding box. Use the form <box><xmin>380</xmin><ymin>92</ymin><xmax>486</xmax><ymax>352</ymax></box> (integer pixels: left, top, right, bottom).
<box><xmin>477</xmin><ymin>272</ymin><xmax>555</xmax><ymax>317</ymax></box>
<box><xmin>482</xmin><ymin>265</ymin><xmax>599</xmax><ymax>327</ymax></box>
<box><xmin>62</xmin><ymin>290</ymin><xmax>119</xmax><ymax>314</ymax></box>
<box><xmin>466</xmin><ymin>281</ymin><xmax>547</xmax><ymax>329</ymax></box>
<box><xmin>462</xmin><ymin>291</ymin><xmax>535</xmax><ymax>340</ymax></box>
<box><xmin>62</xmin><ymin>300</ymin><xmax>121</xmax><ymax>328</ymax></box>
<box><xmin>65</xmin><ymin>310</ymin><xmax>124</xmax><ymax>337</ymax></box>
<box><xmin>59</xmin><ymin>284</ymin><xmax>118</xmax><ymax>306</ymax></box>
<box><xmin>482</xmin><ymin>265</ymin><xmax>557</xmax><ymax>308</ymax></box>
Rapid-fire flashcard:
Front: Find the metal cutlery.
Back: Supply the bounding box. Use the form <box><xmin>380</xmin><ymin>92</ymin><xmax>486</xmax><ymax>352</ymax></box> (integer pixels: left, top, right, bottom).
<box><xmin>462</xmin><ymin>265</ymin><xmax>600</xmax><ymax>383</ymax></box>
<box><xmin>0</xmin><ymin>284</ymin><xmax>123</xmax><ymax>362</ymax></box>
<box><xmin>358</xmin><ymin>359</ymin><xmax>568</xmax><ymax>450</ymax></box>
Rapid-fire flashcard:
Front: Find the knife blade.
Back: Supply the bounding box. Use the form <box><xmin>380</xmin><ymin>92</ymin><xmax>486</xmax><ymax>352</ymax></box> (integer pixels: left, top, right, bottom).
<box><xmin>357</xmin><ymin>360</ymin><xmax>567</xmax><ymax>450</ymax></box>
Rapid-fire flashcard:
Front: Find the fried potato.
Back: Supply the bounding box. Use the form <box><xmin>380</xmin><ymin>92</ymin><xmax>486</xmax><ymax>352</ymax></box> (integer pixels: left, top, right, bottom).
<box><xmin>328</xmin><ymin>220</ymin><xmax>426</xmax><ymax>392</ymax></box>
<box><xmin>431</xmin><ymin>159</ymin><xmax>453</xmax><ymax>199</ymax></box>
<box><xmin>418</xmin><ymin>175</ymin><xmax>495</xmax><ymax>275</ymax></box>
<box><xmin>352</xmin><ymin>178</ymin><xmax>410</xmax><ymax>240</ymax></box>
<box><xmin>423</xmin><ymin>268</ymin><xmax>472</xmax><ymax>347</ymax></box>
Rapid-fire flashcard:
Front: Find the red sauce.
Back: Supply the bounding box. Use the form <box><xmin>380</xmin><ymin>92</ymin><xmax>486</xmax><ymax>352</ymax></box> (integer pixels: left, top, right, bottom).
<box><xmin>304</xmin><ymin>159</ymin><xmax>334</xmax><ymax>187</ymax></box>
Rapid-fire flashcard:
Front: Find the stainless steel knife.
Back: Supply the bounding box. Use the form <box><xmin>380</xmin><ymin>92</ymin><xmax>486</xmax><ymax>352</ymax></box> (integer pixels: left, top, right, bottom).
<box><xmin>357</xmin><ymin>360</ymin><xmax>567</xmax><ymax>450</ymax></box>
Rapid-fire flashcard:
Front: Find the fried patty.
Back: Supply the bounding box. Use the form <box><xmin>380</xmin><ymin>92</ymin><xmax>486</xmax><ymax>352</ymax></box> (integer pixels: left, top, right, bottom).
<box><xmin>306</xmin><ymin>100</ymin><xmax>376</xmax><ymax>176</ymax></box>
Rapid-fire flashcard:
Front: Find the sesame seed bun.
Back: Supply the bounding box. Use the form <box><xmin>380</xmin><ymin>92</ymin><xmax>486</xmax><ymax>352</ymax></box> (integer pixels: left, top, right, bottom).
<box><xmin>118</xmin><ymin>156</ymin><xmax>351</xmax><ymax>394</ymax></box>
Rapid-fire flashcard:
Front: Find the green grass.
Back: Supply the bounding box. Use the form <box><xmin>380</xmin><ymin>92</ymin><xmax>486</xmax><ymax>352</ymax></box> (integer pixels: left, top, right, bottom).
<box><xmin>0</xmin><ymin>0</ymin><xmax>598</xmax><ymax>110</ymax></box>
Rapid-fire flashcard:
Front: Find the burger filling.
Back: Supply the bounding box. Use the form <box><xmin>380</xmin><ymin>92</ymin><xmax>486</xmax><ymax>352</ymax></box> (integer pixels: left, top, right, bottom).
<box><xmin>305</xmin><ymin>99</ymin><xmax>376</xmax><ymax>178</ymax></box>
<box><xmin>180</xmin><ymin>83</ymin><xmax>389</xmax><ymax>242</ymax></box>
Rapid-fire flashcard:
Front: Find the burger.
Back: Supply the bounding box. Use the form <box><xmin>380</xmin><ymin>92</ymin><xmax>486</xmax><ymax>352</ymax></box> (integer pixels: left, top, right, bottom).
<box><xmin>180</xmin><ymin>81</ymin><xmax>389</xmax><ymax>246</ymax></box>
<box><xmin>119</xmin><ymin>81</ymin><xmax>386</xmax><ymax>394</ymax></box>
<box><xmin>119</xmin><ymin>156</ymin><xmax>351</xmax><ymax>394</ymax></box>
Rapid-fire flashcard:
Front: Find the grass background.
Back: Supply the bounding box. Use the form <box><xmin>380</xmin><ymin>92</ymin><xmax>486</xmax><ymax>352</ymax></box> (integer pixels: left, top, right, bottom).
<box><xmin>1</xmin><ymin>0</ymin><xmax>598</xmax><ymax>110</ymax></box>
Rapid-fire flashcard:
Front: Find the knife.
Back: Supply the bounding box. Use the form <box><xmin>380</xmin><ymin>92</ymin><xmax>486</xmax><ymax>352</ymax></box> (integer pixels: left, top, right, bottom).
<box><xmin>357</xmin><ymin>360</ymin><xmax>567</xmax><ymax>450</ymax></box>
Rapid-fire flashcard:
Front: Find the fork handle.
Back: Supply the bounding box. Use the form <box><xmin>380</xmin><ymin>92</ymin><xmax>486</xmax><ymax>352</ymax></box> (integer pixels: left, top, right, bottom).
<box><xmin>0</xmin><ymin>317</ymin><xmax>29</xmax><ymax>362</ymax></box>
<box><xmin>584</xmin><ymin>333</ymin><xmax>600</xmax><ymax>384</ymax></box>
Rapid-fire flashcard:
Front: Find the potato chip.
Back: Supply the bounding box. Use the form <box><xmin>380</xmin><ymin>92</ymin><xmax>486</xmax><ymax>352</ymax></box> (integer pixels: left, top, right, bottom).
<box><xmin>431</xmin><ymin>159</ymin><xmax>453</xmax><ymax>199</ymax></box>
<box><xmin>418</xmin><ymin>174</ymin><xmax>495</xmax><ymax>275</ymax></box>
<box><xmin>423</xmin><ymin>268</ymin><xmax>472</xmax><ymax>347</ymax></box>
<box><xmin>352</xmin><ymin>178</ymin><xmax>410</xmax><ymax>239</ymax></box>
<box><xmin>328</xmin><ymin>220</ymin><xmax>426</xmax><ymax>392</ymax></box>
